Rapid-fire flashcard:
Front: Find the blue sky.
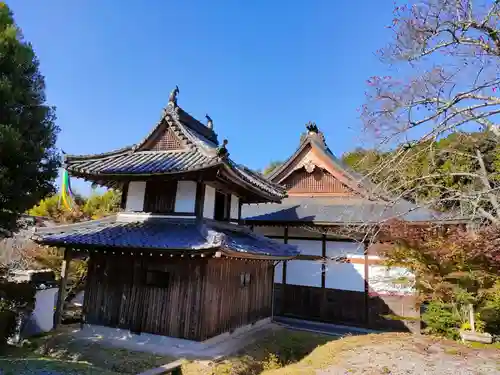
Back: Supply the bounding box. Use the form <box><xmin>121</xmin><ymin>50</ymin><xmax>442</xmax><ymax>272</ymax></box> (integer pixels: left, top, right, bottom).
<box><xmin>9</xmin><ymin>0</ymin><xmax>395</xmax><ymax>195</ymax></box>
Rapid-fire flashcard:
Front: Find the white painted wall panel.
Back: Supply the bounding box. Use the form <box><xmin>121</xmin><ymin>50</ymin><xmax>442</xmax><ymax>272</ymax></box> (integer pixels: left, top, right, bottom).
<box><xmin>369</xmin><ymin>265</ymin><xmax>415</xmax><ymax>295</ymax></box>
<box><xmin>230</xmin><ymin>195</ymin><xmax>239</xmax><ymax>220</ymax></box>
<box><xmin>286</xmin><ymin>259</ymin><xmax>322</xmax><ymax>287</ymax></box>
<box><xmin>324</xmin><ymin>262</ymin><xmax>365</xmax><ymax>292</ymax></box>
<box><xmin>274</xmin><ymin>261</ymin><xmax>283</xmax><ymax>283</ymax></box>
<box><xmin>22</xmin><ymin>287</ymin><xmax>58</xmax><ymax>337</ymax></box>
<box><xmin>125</xmin><ymin>181</ymin><xmax>146</xmax><ymax>212</ymax></box>
<box><xmin>288</xmin><ymin>239</ymin><xmax>322</xmax><ymax>256</ymax></box>
<box><xmin>174</xmin><ymin>181</ymin><xmax>196</xmax><ymax>213</ymax></box>
<box><xmin>203</xmin><ymin>185</ymin><xmax>216</xmax><ymax>219</ymax></box>
<box><xmin>326</xmin><ymin>241</ymin><xmax>364</xmax><ymax>259</ymax></box>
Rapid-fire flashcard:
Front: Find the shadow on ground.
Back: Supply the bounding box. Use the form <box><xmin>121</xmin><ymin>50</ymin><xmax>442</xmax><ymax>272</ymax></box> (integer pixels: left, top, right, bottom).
<box><xmin>1</xmin><ymin>329</ymin><xmax>173</xmax><ymax>375</ymax></box>
<box><xmin>182</xmin><ymin>328</ymin><xmax>338</xmax><ymax>375</ymax></box>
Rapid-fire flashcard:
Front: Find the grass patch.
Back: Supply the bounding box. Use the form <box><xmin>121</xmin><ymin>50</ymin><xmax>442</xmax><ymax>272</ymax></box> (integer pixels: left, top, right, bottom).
<box><xmin>1</xmin><ymin>326</ymin><xmax>174</xmax><ymax>375</ymax></box>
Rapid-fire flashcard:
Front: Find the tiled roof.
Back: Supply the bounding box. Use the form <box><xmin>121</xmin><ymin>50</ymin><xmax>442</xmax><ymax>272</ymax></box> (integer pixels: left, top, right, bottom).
<box><xmin>242</xmin><ymin>197</ymin><xmax>465</xmax><ymax>224</ymax></box>
<box><xmin>32</xmin><ymin>215</ymin><xmax>298</xmax><ymax>258</ymax></box>
<box><xmin>66</xmin><ymin>150</ymin><xmax>219</xmax><ymax>175</ymax></box>
<box><xmin>63</xmin><ymin>102</ymin><xmax>286</xmax><ymax>201</ymax></box>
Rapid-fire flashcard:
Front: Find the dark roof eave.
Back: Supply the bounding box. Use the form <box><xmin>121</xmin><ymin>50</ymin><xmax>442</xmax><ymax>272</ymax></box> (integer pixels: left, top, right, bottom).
<box><xmin>241</xmin><ymin>218</ymin><xmax>470</xmax><ymax>226</ymax></box>
<box><xmin>220</xmin><ymin>248</ymin><xmax>297</xmax><ymax>261</ymax></box>
<box><xmin>64</xmin><ymin>146</ymin><xmax>134</xmax><ymax>163</ymax></box>
<box><xmin>65</xmin><ymin>163</ymin><xmax>223</xmax><ymax>181</ymax></box>
<box><xmin>32</xmin><ymin>238</ymin><xmax>221</xmax><ymax>253</ymax></box>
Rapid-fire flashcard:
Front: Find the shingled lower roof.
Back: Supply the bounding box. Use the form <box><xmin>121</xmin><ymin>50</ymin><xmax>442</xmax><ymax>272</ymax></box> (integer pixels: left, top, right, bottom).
<box><xmin>31</xmin><ymin>214</ymin><xmax>298</xmax><ymax>259</ymax></box>
<box><xmin>242</xmin><ymin>197</ymin><xmax>466</xmax><ymax>224</ymax></box>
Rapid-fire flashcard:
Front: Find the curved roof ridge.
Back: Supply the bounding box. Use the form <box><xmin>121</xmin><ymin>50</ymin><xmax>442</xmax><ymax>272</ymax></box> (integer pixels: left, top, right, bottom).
<box><xmin>64</xmin><ymin>146</ymin><xmax>133</xmax><ymax>162</ymax></box>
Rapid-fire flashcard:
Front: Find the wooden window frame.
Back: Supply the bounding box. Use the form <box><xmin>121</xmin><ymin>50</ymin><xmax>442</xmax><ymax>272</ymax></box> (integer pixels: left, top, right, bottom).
<box><xmin>143</xmin><ymin>181</ymin><xmax>177</xmax><ymax>213</ymax></box>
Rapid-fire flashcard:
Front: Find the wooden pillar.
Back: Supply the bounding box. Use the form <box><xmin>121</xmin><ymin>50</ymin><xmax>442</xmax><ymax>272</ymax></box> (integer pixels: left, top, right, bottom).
<box><xmin>194</xmin><ymin>182</ymin><xmax>205</xmax><ymax>221</ymax></box>
<box><xmin>321</xmin><ymin>234</ymin><xmax>326</xmax><ymax>288</ymax></box>
<box><xmin>54</xmin><ymin>248</ymin><xmax>72</xmax><ymax>330</ymax></box>
<box><xmin>320</xmin><ymin>234</ymin><xmax>327</xmax><ymax>320</ymax></box>
<box><xmin>363</xmin><ymin>242</ymin><xmax>370</xmax><ymax>326</ymax></box>
<box><xmin>282</xmin><ymin>226</ymin><xmax>288</xmax><ymax>315</ymax></box>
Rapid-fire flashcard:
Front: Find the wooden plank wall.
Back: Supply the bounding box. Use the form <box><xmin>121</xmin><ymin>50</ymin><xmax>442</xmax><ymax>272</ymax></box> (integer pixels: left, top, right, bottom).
<box><xmin>83</xmin><ymin>254</ymin><xmax>274</xmax><ymax>341</ymax></box>
<box><xmin>274</xmin><ymin>283</ymin><xmax>419</xmax><ymax>332</ymax></box>
<box><xmin>199</xmin><ymin>258</ymin><xmax>273</xmax><ymax>340</ymax></box>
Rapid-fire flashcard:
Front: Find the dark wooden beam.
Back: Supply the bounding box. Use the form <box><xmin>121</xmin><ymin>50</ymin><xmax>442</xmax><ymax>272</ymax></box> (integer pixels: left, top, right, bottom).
<box><xmin>53</xmin><ymin>248</ymin><xmax>72</xmax><ymax>330</ymax></box>
<box><xmin>194</xmin><ymin>182</ymin><xmax>205</xmax><ymax>220</ymax></box>
<box><xmin>120</xmin><ymin>182</ymin><xmax>129</xmax><ymax>210</ymax></box>
<box><xmin>282</xmin><ymin>226</ymin><xmax>288</xmax><ymax>315</ymax></box>
<box><xmin>321</xmin><ymin>234</ymin><xmax>326</xmax><ymax>289</ymax></box>
<box><xmin>266</xmin><ymin>235</ymin><xmax>358</xmax><ymax>242</ymax></box>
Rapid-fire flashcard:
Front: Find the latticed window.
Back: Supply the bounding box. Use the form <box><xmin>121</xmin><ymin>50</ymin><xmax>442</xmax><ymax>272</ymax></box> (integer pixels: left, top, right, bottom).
<box><xmin>284</xmin><ymin>167</ymin><xmax>352</xmax><ymax>194</ymax></box>
<box><xmin>143</xmin><ymin>181</ymin><xmax>177</xmax><ymax>213</ymax></box>
<box><xmin>151</xmin><ymin>127</ymin><xmax>183</xmax><ymax>151</ymax></box>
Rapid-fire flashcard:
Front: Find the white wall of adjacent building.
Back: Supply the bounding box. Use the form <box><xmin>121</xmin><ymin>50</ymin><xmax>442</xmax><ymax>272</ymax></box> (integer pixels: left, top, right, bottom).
<box><xmin>269</xmin><ymin>235</ymin><xmax>415</xmax><ymax>296</ymax></box>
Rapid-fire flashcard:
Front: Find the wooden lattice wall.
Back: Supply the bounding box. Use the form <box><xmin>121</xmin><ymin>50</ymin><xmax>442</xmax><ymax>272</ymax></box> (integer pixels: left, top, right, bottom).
<box><xmin>283</xmin><ymin>167</ymin><xmax>354</xmax><ymax>195</ymax></box>
<box><xmin>150</xmin><ymin>127</ymin><xmax>183</xmax><ymax>151</ymax></box>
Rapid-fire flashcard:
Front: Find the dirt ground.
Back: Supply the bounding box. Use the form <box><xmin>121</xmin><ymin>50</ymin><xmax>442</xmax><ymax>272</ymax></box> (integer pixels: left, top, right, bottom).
<box><xmin>183</xmin><ymin>329</ymin><xmax>500</xmax><ymax>375</ymax></box>
<box><xmin>316</xmin><ymin>334</ymin><xmax>500</xmax><ymax>375</ymax></box>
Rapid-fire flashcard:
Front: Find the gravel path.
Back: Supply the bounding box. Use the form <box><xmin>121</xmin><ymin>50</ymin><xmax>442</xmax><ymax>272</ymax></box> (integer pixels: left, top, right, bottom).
<box><xmin>318</xmin><ymin>336</ymin><xmax>500</xmax><ymax>375</ymax></box>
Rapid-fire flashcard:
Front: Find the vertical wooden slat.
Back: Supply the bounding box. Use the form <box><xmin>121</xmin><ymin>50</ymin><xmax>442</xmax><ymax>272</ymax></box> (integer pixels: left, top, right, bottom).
<box><xmin>54</xmin><ymin>248</ymin><xmax>72</xmax><ymax>329</ymax></box>
<box><xmin>120</xmin><ymin>183</ymin><xmax>129</xmax><ymax>210</ymax></box>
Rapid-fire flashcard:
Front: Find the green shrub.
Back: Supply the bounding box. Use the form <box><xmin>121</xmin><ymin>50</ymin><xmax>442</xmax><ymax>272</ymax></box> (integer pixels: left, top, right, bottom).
<box><xmin>421</xmin><ymin>301</ymin><xmax>462</xmax><ymax>339</ymax></box>
<box><xmin>0</xmin><ymin>278</ymin><xmax>36</xmax><ymax>347</ymax></box>
<box><xmin>480</xmin><ymin>281</ymin><xmax>500</xmax><ymax>334</ymax></box>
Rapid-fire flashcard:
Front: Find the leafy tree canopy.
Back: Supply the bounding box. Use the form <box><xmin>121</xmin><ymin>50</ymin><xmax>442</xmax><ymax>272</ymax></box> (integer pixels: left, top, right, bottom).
<box><xmin>342</xmin><ymin>131</ymin><xmax>500</xmax><ymax>217</ymax></box>
<box><xmin>263</xmin><ymin>161</ymin><xmax>284</xmax><ymax>176</ymax></box>
<box><xmin>0</xmin><ymin>3</ymin><xmax>60</xmax><ymax>234</ymax></box>
<box><xmin>27</xmin><ymin>189</ymin><xmax>121</xmax><ymax>223</ymax></box>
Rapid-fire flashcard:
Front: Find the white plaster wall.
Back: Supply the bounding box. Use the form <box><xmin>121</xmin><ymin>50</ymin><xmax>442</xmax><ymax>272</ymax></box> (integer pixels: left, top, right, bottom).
<box><xmin>125</xmin><ymin>181</ymin><xmax>146</xmax><ymax>212</ymax></box>
<box><xmin>326</xmin><ymin>241</ymin><xmax>364</xmax><ymax>259</ymax></box>
<box><xmin>369</xmin><ymin>265</ymin><xmax>415</xmax><ymax>295</ymax></box>
<box><xmin>230</xmin><ymin>195</ymin><xmax>239</xmax><ymax>220</ymax></box>
<box><xmin>324</xmin><ymin>262</ymin><xmax>365</xmax><ymax>292</ymax></box>
<box><xmin>286</xmin><ymin>260</ymin><xmax>322</xmax><ymax>287</ymax></box>
<box><xmin>174</xmin><ymin>181</ymin><xmax>196</xmax><ymax>213</ymax></box>
<box><xmin>286</xmin><ymin>240</ymin><xmax>322</xmax><ymax>287</ymax></box>
<box><xmin>288</xmin><ymin>239</ymin><xmax>322</xmax><ymax>256</ymax></box>
<box><xmin>203</xmin><ymin>185</ymin><xmax>216</xmax><ymax>219</ymax></box>
<box><xmin>22</xmin><ymin>287</ymin><xmax>58</xmax><ymax>337</ymax></box>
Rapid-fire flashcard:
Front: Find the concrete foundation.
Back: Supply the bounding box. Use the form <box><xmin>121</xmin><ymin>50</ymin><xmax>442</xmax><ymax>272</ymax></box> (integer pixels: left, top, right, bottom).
<box><xmin>71</xmin><ymin>317</ymin><xmax>273</xmax><ymax>358</ymax></box>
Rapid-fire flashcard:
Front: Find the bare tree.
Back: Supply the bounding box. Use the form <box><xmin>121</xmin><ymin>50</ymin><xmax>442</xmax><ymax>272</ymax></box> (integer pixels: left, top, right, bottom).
<box><xmin>361</xmin><ymin>0</ymin><xmax>500</xmax><ymax>223</ymax></box>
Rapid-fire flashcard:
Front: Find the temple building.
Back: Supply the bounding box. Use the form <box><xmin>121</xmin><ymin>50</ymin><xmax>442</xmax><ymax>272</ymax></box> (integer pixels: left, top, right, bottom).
<box><xmin>242</xmin><ymin>123</ymin><xmax>464</xmax><ymax>331</ymax></box>
<box><xmin>32</xmin><ymin>88</ymin><xmax>298</xmax><ymax>341</ymax></box>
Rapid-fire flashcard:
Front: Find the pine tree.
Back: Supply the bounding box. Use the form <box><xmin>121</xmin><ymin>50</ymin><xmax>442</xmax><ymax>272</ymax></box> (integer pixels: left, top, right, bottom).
<box><xmin>0</xmin><ymin>3</ymin><xmax>60</xmax><ymax>234</ymax></box>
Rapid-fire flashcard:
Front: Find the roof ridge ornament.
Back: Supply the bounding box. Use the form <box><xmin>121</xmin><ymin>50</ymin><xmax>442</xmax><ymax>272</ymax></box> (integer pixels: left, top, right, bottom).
<box><xmin>216</xmin><ymin>139</ymin><xmax>229</xmax><ymax>159</ymax></box>
<box><xmin>205</xmin><ymin>114</ymin><xmax>213</xmax><ymax>130</ymax></box>
<box><xmin>306</xmin><ymin>121</ymin><xmax>319</xmax><ymax>134</ymax></box>
<box><xmin>168</xmin><ymin>85</ymin><xmax>179</xmax><ymax>107</ymax></box>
